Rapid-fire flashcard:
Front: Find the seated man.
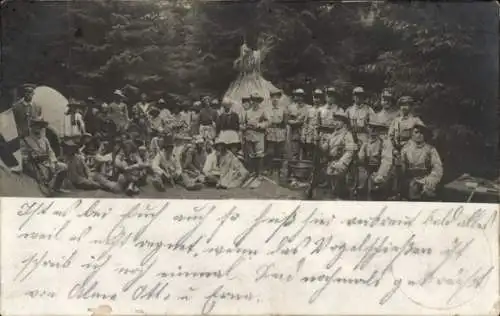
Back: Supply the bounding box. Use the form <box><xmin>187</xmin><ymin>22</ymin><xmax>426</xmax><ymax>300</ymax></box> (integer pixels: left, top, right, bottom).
<box><xmin>203</xmin><ymin>139</ymin><xmax>222</xmax><ymax>187</ymax></box>
<box><xmin>92</xmin><ymin>140</ymin><xmax>122</xmax><ymax>193</ymax></box>
<box><xmin>151</xmin><ymin>135</ymin><xmax>182</xmax><ymax>191</ymax></box>
<box><xmin>64</xmin><ymin>139</ymin><xmax>101</xmax><ymax>190</ymax></box>
<box><xmin>357</xmin><ymin>118</ymin><xmax>393</xmax><ymax>200</ymax></box>
<box><xmin>181</xmin><ymin>135</ymin><xmax>207</xmax><ymax>184</ymax></box>
<box><xmin>401</xmin><ymin>122</ymin><xmax>443</xmax><ymax>201</ymax></box>
<box><xmin>21</xmin><ymin>118</ymin><xmax>68</xmax><ymax>193</ymax></box>
<box><xmin>217</xmin><ymin>137</ymin><xmax>249</xmax><ymax>189</ymax></box>
<box><xmin>114</xmin><ymin>139</ymin><xmax>149</xmax><ymax>195</ymax></box>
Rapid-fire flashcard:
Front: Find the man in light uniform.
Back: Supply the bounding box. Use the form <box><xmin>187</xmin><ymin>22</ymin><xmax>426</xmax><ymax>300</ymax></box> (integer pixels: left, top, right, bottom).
<box><xmin>321</xmin><ymin>111</ymin><xmax>357</xmax><ymax>199</ymax></box>
<box><xmin>346</xmin><ymin>86</ymin><xmax>375</xmax><ymax>145</ymax></box>
<box><xmin>318</xmin><ymin>87</ymin><xmax>342</xmax><ymax>153</ymax></box>
<box><xmin>388</xmin><ymin>96</ymin><xmax>424</xmax><ymax>149</ymax></box>
<box><xmin>301</xmin><ymin>89</ymin><xmax>322</xmax><ymax>160</ymax></box>
<box><xmin>266</xmin><ymin>89</ymin><xmax>287</xmax><ymax>174</ymax></box>
<box><xmin>375</xmin><ymin>88</ymin><xmax>399</xmax><ymax>129</ymax></box>
<box><xmin>356</xmin><ymin>117</ymin><xmax>394</xmax><ymax>200</ymax></box>
<box><xmin>401</xmin><ymin>122</ymin><xmax>443</xmax><ymax>201</ymax></box>
<box><xmin>21</xmin><ymin>118</ymin><xmax>68</xmax><ymax>193</ymax></box>
<box><xmin>242</xmin><ymin>92</ymin><xmax>269</xmax><ymax>178</ymax></box>
<box><xmin>12</xmin><ymin>84</ymin><xmax>41</xmax><ymax>137</ymax></box>
<box><xmin>287</xmin><ymin>88</ymin><xmax>308</xmax><ymax>160</ymax></box>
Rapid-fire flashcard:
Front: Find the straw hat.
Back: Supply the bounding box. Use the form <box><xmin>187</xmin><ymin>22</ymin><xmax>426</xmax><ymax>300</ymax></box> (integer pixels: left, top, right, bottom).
<box><xmin>326</xmin><ymin>87</ymin><xmax>337</xmax><ymax>95</ymax></box>
<box><xmin>250</xmin><ymin>92</ymin><xmax>264</xmax><ymax>102</ymax></box>
<box><xmin>398</xmin><ymin>96</ymin><xmax>414</xmax><ymax>106</ymax></box>
<box><xmin>113</xmin><ymin>89</ymin><xmax>126</xmax><ymax>98</ymax></box>
<box><xmin>30</xmin><ymin>117</ymin><xmax>48</xmax><ymax>127</ymax></box>
<box><xmin>270</xmin><ymin>89</ymin><xmax>282</xmax><ymax>97</ymax></box>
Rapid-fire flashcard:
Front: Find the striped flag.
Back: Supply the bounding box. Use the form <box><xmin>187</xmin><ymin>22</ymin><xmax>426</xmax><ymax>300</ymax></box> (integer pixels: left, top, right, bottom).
<box><xmin>0</xmin><ymin>108</ymin><xmax>22</xmax><ymax>171</ymax></box>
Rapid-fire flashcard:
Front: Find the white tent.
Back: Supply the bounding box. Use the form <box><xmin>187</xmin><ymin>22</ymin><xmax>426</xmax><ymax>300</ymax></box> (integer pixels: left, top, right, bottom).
<box><xmin>32</xmin><ymin>85</ymin><xmax>69</xmax><ymax>138</ymax></box>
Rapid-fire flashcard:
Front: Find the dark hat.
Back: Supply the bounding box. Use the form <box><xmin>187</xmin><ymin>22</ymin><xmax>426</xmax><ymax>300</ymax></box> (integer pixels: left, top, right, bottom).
<box><xmin>241</xmin><ymin>96</ymin><xmax>251</xmax><ymax>102</ymax></box>
<box><xmin>68</xmin><ymin>98</ymin><xmax>86</xmax><ymax>108</ymax></box>
<box><xmin>30</xmin><ymin>117</ymin><xmax>48</xmax><ymax>127</ymax></box>
<box><xmin>250</xmin><ymin>92</ymin><xmax>264</xmax><ymax>102</ymax></box>
<box><xmin>148</xmin><ymin>107</ymin><xmax>160</xmax><ymax>115</ymax></box>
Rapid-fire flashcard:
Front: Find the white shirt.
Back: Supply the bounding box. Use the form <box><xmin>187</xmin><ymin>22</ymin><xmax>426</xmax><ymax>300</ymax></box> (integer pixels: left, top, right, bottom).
<box><xmin>63</xmin><ymin>112</ymin><xmax>85</xmax><ymax>138</ymax></box>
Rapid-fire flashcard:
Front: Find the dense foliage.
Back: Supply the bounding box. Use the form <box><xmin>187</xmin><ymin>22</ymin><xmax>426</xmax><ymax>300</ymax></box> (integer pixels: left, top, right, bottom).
<box><xmin>1</xmin><ymin>0</ymin><xmax>498</xmax><ymax>180</ymax></box>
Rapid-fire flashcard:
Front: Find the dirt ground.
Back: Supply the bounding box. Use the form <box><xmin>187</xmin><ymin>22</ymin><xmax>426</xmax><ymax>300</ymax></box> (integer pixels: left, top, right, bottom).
<box><xmin>0</xmin><ymin>167</ymin><xmax>303</xmax><ymax>200</ymax></box>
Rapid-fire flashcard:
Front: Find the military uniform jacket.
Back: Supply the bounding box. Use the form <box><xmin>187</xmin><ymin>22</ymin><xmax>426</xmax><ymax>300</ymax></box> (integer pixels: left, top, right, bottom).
<box><xmin>243</xmin><ymin>107</ymin><xmax>268</xmax><ymax>142</ymax></box>
<box><xmin>21</xmin><ymin>135</ymin><xmax>57</xmax><ymax>163</ymax></box>
<box><xmin>401</xmin><ymin>140</ymin><xmax>443</xmax><ymax>187</ymax></box>
<box><xmin>358</xmin><ymin>136</ymin><xmax>393</xmax><ymax>180</ymax></box>
<box><xmin>346</xmin><ymin>104</ymin><xmax>375</xmax><ymax>135</ymax></box>
<box><xmin>12</xmin><ymin>99</ymin><xmax>42</xmax><ymax>137</ymax></box>
<box><xmin>389</xmin><ymin>114</ymin><xmax>424</xmax><ymax>147</ymax></box>
<box><xmin>323</xmin><ymin>127</ymin><xmax>357</xmax><ymax>169</ymax></box>
<box><xmin>287</xmin><ymin>102</ymin><xmax>308</xmax><ymax>141</ymax></box>
<box><xmin>266</xmin><ymin>106</ymin><xmax>287</xmax><ymax>142</ymax></box>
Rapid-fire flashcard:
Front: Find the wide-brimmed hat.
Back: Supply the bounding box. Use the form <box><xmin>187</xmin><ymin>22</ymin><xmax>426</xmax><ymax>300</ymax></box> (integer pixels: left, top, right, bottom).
<box><xmin>214</xmin><ymin>137</ymin><xmax>225</xmax><ymax>146</ymax></box>
<box><xmin>22</xmin><ymin>84</ymin><xmax>36</xmax><ymax>92</ymax></box>
<box><xmin>250</xmin><ymin>92</ymin><xmax>264</xmax><ymax>102</ymax></box>
<box><xmin>293</xmin><ymin>88</ymin><xmax>305</xmax><ymax>95</ymax></box>
<box><xmin>353</xmin><ymin>86</ymin><xmax>365</xmax><ymax>94</ymax></box>
<box><xmin>193</xmin><ymin>101</ymin><xmax>202</xmax><ymax>108</ymax></box>
<box><xmin>398</xmin><ymin>96</ymin><xmax>414</xmax><ymax>106</ymax></box>
<box><xmin>221</xmin><ymin>97</ymin><xmax>233</xmax><ymax>107</ymax></box>
<box><xmin>269</xmin><ymin>89</ymin><xmax>282</xmax><ymax>97</ymax></box>
<box><xmin>325</xmin><ymin>87</ymin><xmax>337</xmax><ymax>95</ymax></box>
<box><xmin>313</xmin><ymin>89</ymin><xmax>324</xmax><ymax>95</ymax></box>
<box><xmin>62</xmin><ymin>138</ymin><xmax>80</xmax><ymax>148</ymax></box>
<box><xmin>30</xmin><ymin>117</ymin><xmax>48</xmax><ymax>127</ymax></box>
<box><xmin>241</xmin><ymin>96</ymin><xmax>251</xmax><ymax>102</ymax></box>
<box><xmin>113</xmin><ymin>89</ymin><xmax>127</xmax><ymax>98</ymax></box>
<box><xmin>210</xmin><ymin>98</ymin><xmax>220</xmax><ymax>106</ymax></box>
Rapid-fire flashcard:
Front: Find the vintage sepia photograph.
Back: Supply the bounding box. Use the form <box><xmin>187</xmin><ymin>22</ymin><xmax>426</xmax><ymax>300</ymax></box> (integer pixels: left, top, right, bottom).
<box><xmin>0</xmin><ymin>0</ymin><xmax>498</xmax><ymax>202</ymax></box>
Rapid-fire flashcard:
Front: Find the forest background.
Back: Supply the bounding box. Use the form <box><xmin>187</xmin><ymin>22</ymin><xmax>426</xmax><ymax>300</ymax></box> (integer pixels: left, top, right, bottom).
<box><xmin>1</xmin><ymin>0</ymin><xmax>498</xmax><ymax>183</ymax></box>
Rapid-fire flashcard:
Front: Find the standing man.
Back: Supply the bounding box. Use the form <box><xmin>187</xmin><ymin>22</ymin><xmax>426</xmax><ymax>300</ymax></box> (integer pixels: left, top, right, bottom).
<box><xmin>321</xmin><ymin>111</ymin><xmax>357</xmax><ymax>199</ymax></box>
<box><xmin>266</xmin><ymin>89</ymin><xmax>287</xmax><ymax>174</ymax></box>
<box><xmin>287</xmin><ymin>88</ymin><xmax>308</xmax><ymax>160</ymax></box>
<box><xmin>242</xmin><ymin>92</ymin><xmax>269</xmax><ymax>179</ymax></box>
<box><xmin>356</xmin><ymin>118</ymin><xmax>393</xmax><ymax>200</ymax></box>
<box><xmin>319</xmin><ymin>87</ymin><xmax>343</xmax><ymax>154</ymax></box>
<box><xmin>189</xmin><ymin>101</ymin><xmax>202</xmax><ymax>136</ymax></box>
<box><xmin>401</xmin><ymin>122</ymin><xmax>443</xmax><ymax>201</ymax></box>
<box><xmin>199</xmin><ymin>97</ymin><xmax>218</xmax><ymax>143</ymax></box>
<box><xmin>63</xmin><ymin>99</ymin><xmax>86</xmax><ymax>141</ymax></box>
<box><xmin>12</xmin><ymin>84</ymin><xmax>41</xmax><ymax>137</ymax></box>
<box><xmin>301</xmin><ymin>89</ymin><xmax>322</xmax><ymax>160</ymax></box>
<box><xmin>346</xmin><ymin>86</ymin><xmax>375</xmax><ymax>146</ymax></box>
<box><xmin>134</xmin><ymin>93</ymin><xmax>151</xmax><ymax>118</ymax></box>
<box><xmin>109</xmin><ymin>89</ymin><xmax>129</xmax><ymax>132</ymax></box>
<box><xmin>375</xmin><ymin>88</ymin><xmax>399</xmax><ymax>130</ymax></box>
<box><xmin>389</xmin><ymin>96</ymin><xmax>424</xmax><ymax>149</ymax></box>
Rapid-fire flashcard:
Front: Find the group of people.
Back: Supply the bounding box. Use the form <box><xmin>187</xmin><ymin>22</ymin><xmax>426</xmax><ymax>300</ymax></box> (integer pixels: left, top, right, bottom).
<box><xmin>10</xmin><ymin>83</ymin><xmax>443</xmax><ymax>200</ymax></box>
